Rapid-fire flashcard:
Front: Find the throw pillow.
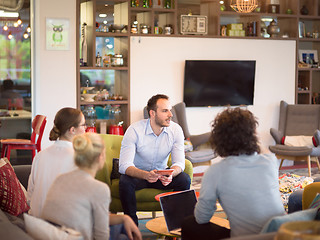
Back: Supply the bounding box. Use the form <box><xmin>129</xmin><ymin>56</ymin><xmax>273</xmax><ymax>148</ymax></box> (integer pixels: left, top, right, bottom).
<box><xmin>260</xmin><ymin>208</ymin><xmax>318</xmax><ymax>233</ymax></box>
<box><xmin>281</xmin><ymin>136</ymin><xmax>315</xmax><ymax>147</ymax></box>
<box><xmin>184</xmin><ymin>138</ymin><xmax>193</xmax><ymax>152</ymax></box>
<box><xmin>0</xmin><ymin>158</ymin><xmax>29</xmax><ymax>216</ymax></box>
<box><xmin>24</xmin><ymin>213</ymin><xmax>83</xmax><ymax>240</ymax></box>
<box><xmin>110</xmin><ymin>158</ymin><xmax>120</xmax><ymax>180</ymax></box>
<box><xmin>309</xmin><ymin>193</ymin><xmax>320</xmax><ymax>209</ymax></box>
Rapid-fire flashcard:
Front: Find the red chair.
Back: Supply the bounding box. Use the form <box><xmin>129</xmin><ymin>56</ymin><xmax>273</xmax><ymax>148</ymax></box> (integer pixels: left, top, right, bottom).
<box><xmin>1</xmin><ymin>115</ymin><xmax>47</xmax><ymax>161</ymax></box>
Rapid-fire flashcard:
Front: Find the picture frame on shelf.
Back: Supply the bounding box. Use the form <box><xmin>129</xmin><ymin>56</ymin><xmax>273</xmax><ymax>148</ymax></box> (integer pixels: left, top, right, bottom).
<box><xmin>299</xmin><ymin>50</ymin><xmax>318</xmax><ymax>68</ymax></box>
<box><xmin>298</xmin><ymin>21</ymin><xmax>305</xmax><ymax>38</ymax></box>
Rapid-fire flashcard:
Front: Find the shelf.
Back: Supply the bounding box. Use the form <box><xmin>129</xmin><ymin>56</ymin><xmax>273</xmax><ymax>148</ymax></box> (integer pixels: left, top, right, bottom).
<box><xmin>299</xmin><ymin>38</ymin><xmax>320</xmax><ymax>42</ymax></box>
<box><xmin>220</xmin><ymin>11</ymin><xmax>298</xmax><ymax>18</ymax></box>
<box><xmin>95</xmin><ymin>32</ymin><xmax>129</xmax><ymax>37</ymax></box>
<box><xmin>80</xmin><ymin>100</ymin><xmax>129</xmax><ymax>105</ymax></box>
<box><xmin>299</xmin><ymin>15</ymin><xmax>320</xmax><ymax>20</ymax></box>
<box><xmin>80</xmin><ymin>66</ymin><xmax>129</xmax><ymax>70</ymax></box>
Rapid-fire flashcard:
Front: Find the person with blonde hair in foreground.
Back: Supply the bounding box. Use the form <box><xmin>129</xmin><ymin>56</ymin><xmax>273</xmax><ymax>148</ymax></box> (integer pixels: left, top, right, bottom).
<box><xmin>42</xmin><ymin>133</ymin><xmax>142</xmax><ymax>240</ymax></box>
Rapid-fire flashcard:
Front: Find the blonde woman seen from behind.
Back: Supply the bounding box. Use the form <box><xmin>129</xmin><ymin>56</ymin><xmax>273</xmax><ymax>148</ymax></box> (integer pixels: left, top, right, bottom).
<box><xmin>42</xmin><ymin>133</ymin><xmax>142</xmax><ymax>240</ymax></box>
<box><xmin>27</xmin><ymin>107</ymin><xmax>87</xmax><ymax>217</ymax></box>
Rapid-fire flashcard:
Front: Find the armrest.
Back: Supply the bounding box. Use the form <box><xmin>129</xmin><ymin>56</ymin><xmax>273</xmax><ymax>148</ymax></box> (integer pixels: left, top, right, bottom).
<box><xmin>190</xmin><ymin>132</ymin><xmax>211</xmax><ymax>150</ymax></box>
<box><xmin>270</xmin><ymin>128</ymin><xmax>283</xmax><ymax>144</ymax></box>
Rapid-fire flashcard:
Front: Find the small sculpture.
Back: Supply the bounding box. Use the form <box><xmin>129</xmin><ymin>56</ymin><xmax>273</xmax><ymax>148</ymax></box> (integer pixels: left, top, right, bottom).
<box><xmin>267</xmin><ymin>19</ymin><xmax>280</xmax><ymax>38</ymax></box>
<box><xmin>300</xmin><ymin>5</ymin><xmax>309</xmax><ymax>15</ymax></box>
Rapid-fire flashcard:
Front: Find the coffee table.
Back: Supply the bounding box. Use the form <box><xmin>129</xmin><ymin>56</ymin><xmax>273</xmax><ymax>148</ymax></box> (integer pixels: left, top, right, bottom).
<box><xmin>146</xmin><ymin>215</ymin><xmax>230</xmax><ymax>239</ymax></box>
<box><xmin>154</xmin><ymin>191</ymin><xmax>224</xmax><ymax>211</ymax></box>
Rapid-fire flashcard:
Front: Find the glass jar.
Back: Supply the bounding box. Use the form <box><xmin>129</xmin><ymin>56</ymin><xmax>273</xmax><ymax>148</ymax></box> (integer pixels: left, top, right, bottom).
<box><xmin>82</xmin><ymin>105</ymin><xmax>97</xmax><ymax>132</ymax></box>
<box><xmin>140</xmin><ymin>24</ymin><xmax>149</xmax><ymax>34</ymax></box>
<box><xmin>111</xmin><ymin>54</ymin><xmax>124</xmax><ymax>66</ymax></box>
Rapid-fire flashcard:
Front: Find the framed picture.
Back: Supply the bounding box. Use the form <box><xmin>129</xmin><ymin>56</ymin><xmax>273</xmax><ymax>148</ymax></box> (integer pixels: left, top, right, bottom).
<box><xmin>299</xmin><ymin>21</ymin><xmax>305</xmax><ymax>38</ymax></box>
<box><xmin>46</xmin><ymin>18</ymin><xmax>70</xmax><ymax>50</ymax></box>
<box><xmin>299</xmin><ymin>50</ymin><xmax>318</xmax><ymax>64</ymax></box>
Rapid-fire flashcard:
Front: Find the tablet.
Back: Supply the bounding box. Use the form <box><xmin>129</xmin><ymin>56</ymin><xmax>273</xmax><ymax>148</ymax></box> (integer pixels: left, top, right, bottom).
<box><xmin>156</xmin><ymin>169</ymin><xmax>174</xmax><ymax>176</ymax></box>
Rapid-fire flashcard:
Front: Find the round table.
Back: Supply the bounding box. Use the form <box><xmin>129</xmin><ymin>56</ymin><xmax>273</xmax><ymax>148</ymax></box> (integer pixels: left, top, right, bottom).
<box><xmin>146</xmin><ymin>216</ymin><xmax>179</xmax><ymax>239</ymax></box>
<box><xmin>146</xmin><ymin>215</ymin><xmax>230</xmax><ymax>239</ymax></box>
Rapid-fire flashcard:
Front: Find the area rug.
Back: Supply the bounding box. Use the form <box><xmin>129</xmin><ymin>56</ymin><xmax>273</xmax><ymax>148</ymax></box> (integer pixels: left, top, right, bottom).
<box><xmin>138</xmin><ymin>219</ymin><xmax>159</xmax><ymax>240</ymax></box>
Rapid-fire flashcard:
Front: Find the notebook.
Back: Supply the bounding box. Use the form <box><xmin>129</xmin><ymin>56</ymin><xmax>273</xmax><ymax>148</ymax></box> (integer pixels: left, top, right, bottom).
<box><xmin>159</xmin><ymin>189</ymin><xmax>197</xmax><ymax>236</ymax></box>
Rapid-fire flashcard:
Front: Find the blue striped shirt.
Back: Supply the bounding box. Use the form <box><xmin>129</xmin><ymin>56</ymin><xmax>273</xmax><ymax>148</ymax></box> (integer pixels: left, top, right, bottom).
<box><xmin>119</xmin><ymin>119</ymin><xmax>185</xmax><ymax>174</ymax></box>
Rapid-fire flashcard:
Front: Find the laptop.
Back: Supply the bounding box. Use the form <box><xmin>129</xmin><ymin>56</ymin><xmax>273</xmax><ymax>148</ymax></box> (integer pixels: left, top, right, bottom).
<box><xmin>159</xmin><ymin>189</ymin><xmax>197</xmax><ymax>236</ymax></box>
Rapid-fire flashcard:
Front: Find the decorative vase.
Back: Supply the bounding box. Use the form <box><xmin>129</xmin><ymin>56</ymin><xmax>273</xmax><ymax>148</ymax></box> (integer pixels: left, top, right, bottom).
<box><xmin>300</xmin><ymin>5</ymin><xmax>309</xmax><ymax>15</ymax></box>
<box><xmin>267</xmin><ymin>19</ymin><xmax>280</xmax><ymax>37</ymax></box>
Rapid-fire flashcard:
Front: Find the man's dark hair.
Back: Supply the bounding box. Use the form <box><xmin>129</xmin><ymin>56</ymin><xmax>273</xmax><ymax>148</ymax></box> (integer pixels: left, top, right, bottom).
<box><xmin>210</xmin><ymin>108</ymin><xmax>260</xmax><ymax>157</ymax></box>
<box><xmin>146</xmin><ymin>94</ymin><xmax>169</xmax><ymax>117</ymax></box>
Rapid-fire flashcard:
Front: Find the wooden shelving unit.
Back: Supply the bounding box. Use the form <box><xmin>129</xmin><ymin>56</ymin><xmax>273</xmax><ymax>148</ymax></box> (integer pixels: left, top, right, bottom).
<box><xmin>76</xmin><ymin>0</ymin><xmax>320</xmax><ymax>133</ymax></box>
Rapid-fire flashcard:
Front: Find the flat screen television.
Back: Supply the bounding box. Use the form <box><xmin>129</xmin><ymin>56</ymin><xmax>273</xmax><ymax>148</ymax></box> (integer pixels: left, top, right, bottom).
<box><xmin>183</xmin><ymin>60</ymin><xmax>256</xmax><ymax>107</ymax></box>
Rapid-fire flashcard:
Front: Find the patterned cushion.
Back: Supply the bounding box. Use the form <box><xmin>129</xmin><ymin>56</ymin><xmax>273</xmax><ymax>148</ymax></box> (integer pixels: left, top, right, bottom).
<box><xmin>0</xmin><ymin>158</ymin><xmax>29</xmax><ymax>216</ymax></box>
<box><xmin>309</xmin><ymin>194</ymin><xmax>320</xmax><ymax>209</ymax></box>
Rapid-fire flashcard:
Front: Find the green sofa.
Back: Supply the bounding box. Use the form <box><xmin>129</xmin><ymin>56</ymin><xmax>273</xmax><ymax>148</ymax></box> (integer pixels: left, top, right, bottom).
<box><xmin>95</xmin><ymin>134</ymin><xmax>193</xmax><ymax>213</ymax></box>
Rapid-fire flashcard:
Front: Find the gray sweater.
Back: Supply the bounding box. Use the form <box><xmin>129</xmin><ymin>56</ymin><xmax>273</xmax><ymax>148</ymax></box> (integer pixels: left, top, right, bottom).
<box><xmin>41</xmin><ymin>169</ymin><xmax>111</xmax><ymax>240</ymax></box>
<box><xmin>195</xmin><ymin>153</ymin><xmax>285</xmax><ymax>237</ymax></box>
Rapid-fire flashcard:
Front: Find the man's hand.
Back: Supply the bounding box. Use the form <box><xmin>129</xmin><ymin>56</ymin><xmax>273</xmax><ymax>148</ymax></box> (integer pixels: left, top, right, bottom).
<box><xmin>123</xmin><ymin>215</ymin><xmax>142</xmax><ymax>240</ymax></box>
<box><xmin>145</xmin><ymin>170</ymin><xmax>160</xmax><ymax>183</ymax></box>
<box><xmin>159</xmin><ymin>174</ymin><xmax>173</xmax><ymax>186</ymax></box>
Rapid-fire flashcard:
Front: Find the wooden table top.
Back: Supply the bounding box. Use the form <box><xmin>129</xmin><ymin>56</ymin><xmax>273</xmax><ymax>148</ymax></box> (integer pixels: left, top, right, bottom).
<box><xmin>146</xmin><ymin>215</ymin><xmax>230</xmax><ymax>237</ymax></box>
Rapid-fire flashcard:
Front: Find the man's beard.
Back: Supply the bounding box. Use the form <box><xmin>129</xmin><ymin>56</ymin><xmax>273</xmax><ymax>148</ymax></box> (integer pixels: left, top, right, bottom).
<box><xmin>155</xmin><ymin>115</ymin><xmax>171</xmax><ymax>127</ymax></box>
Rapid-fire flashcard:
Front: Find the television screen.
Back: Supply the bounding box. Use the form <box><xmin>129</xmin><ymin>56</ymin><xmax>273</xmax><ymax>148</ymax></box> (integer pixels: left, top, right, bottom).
<box><xmin>183</xmin><ymin>60</ymin><xmax>256</xmax><ymax>107</ymax></box>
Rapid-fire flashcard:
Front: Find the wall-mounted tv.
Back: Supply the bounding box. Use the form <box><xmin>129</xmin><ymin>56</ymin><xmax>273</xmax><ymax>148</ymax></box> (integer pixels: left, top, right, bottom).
<box><xmin>183</xmin><ymin>60</ymin><xmax>256</xmax><ymax>107</ymax></box>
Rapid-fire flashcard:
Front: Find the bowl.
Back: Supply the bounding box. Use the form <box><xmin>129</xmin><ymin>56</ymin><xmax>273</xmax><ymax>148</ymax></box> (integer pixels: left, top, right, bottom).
<box><xmin>81</xmin><ymin>87</ymin><xmax>95</xmax><ymax>91</ymax></box>
<box><xmin>109</xmin><ymin>24</ymin><xmax>127</xmax><ymax>33</ymax></box>
<box><xmin>81</xmin><ymin>94</ymin><xmax>97</xmax><ymax>102</ymax></box>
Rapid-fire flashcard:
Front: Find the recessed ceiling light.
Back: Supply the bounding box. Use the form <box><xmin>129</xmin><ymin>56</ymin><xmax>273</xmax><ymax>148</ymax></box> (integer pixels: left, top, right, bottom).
<box><xmin>99</xmin><ymin>13</ymin><xmax>107</xmax><ymax>18</ymax></box>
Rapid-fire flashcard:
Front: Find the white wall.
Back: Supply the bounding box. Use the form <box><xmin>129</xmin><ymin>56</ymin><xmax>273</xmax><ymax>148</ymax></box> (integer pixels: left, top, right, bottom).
<box><xmin>33</xmin><ymin>0</ymin><xmax>77</xmax><ymax>148</ymax></box>
<box><xmin>130</xmin><ymin>37</ymin><xmax>296</xmax><ymax>149</ymax></box>
<box><xmin>32</xmin><ymin>0</ymin><xmax>296</xmax><ymax>150</ymax></box>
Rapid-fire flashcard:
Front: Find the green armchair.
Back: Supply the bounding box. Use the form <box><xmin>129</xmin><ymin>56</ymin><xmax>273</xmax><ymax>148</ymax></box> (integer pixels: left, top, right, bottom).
<box><xmin>95</xmin><ymin>134</ymin><xmax>193</xmax><ymax>213</ymax></box>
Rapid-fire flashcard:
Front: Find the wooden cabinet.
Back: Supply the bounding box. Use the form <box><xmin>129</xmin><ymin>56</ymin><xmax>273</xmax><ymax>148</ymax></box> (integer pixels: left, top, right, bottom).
<box><xmin>76</xmin><ymin>0</ymin><xmax>320</xmax><ymax>131</ymax></box>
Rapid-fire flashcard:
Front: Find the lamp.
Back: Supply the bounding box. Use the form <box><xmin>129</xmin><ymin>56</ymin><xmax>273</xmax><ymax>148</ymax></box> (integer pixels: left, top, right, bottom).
<box><xmin>230</xmin><ymin>0</ymin><xmax>258</xmax><ymax>13</ymax></box>
<box><xmin>3</xmin><ymin>22</ymin><xmax>8</xmax><ymax>31</ymax></box>
<box><xmin>7</xmin><ymin>31</ymin><xmax>12</xmax><ymax>39</ymax></box>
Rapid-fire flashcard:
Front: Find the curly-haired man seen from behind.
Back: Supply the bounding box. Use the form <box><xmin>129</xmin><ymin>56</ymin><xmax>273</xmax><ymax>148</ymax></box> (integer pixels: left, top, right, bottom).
<box><xmin>181</xmin><ymin>108</ymin><xmax>285</xmax><ymax>240</ymax></box>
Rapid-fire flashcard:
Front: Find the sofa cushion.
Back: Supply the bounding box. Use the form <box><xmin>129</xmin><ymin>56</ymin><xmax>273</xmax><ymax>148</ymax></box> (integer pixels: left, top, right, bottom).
<box><xmin>0</xmin><ymin>209</ymin><xmax>33</xmax><ymax>240</ymax></box>
<box><xmin>260</xmin><ymin>208</ymin><xmax>318</xmax><ymax>233</ymax></box>
<box><xmin>0</xmin><ymin>158</ymin><xmax>29</xmax><ymax>216</ymax></box>
<box><xmin>309</xmin><ymin>194</ymin><xmax>320</xmax><ymax>209</ymax></box>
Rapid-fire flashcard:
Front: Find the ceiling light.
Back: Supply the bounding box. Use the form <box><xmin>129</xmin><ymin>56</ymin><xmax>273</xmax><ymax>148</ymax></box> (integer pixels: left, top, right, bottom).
<box><xmin>13</xmin><ymin>22</ymin><xmax>18</xmax><ymax>27</ymax></box>
<box><xmin>99</xmin><ymin>13</ymin><xmax>107</xmax><ymax>18</ymax></box>
<box><xmin>230</xmin><ymin>0</ymin><xmax>258</xmax><ymax>13</ymax></box>
<box><xmin>104</xmin><ymin>4</ymin><xmax>108</xmax><ymax>7</ymax></box>
<box><xmin>17</xmin><ymin>17</ymin><xmax>22</xmax><ymax>25</ymax></box>
<box><xmin>8</xmin><ymin>31</ymin><xmax>13</xmax><ymax>40</ymax></box>
<box><xmin>27</xmin><ymin>25</ymin><xmax>31</xmax><ymax>32</ymax></box>
<box><xmin>3</xmin><ymin>23</ymin><xmax>8</xmax><ymax>31</ymax></box>
<box><xmin>103</xmin><ymin>20</ymin><xmax>108</xmax><ymax>24</ymax></box>
<box><xmin>23</xmin><ymin>32</ymin><xmax>29</xmax><ymax>39</ymax></box>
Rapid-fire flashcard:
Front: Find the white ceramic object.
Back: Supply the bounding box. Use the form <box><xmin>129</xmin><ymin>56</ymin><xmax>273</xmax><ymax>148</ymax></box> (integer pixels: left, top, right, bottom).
<box><xmin>81</xmin><ymin>94</ymin><xmax>96</xmax><ymax>102</ymax></box>
<box><xmin>81</xmin><ymin>87</ymin><xmax>95</xmax><ymax>91</ymax></box>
